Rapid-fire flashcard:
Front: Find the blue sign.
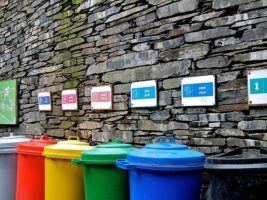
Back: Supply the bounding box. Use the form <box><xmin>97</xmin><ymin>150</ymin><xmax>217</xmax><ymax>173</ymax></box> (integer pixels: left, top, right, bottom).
<box><xmin>132</xmin><ymin>86</ymin><xmax>156</xmax><ymax>100</ymax></box>
<box><xmin>182</xmin><ymin>82</ymin><xmax>213</xmax><ymax>98</ymax></box>
<box><xmin>39</xmin><ymin>96</ymin><xmax>51</xmax><ymax>105</ymax></box>
<box><xmin>250</xmin><ymin>78</ymin><xmax>267</xmax><ymax>94</ymax></box>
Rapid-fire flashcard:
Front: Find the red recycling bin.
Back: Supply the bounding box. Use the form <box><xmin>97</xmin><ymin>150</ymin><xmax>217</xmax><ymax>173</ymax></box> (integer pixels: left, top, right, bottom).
<box><xmin>16</xmin><ymin>135</ymin><xmax>57</xmax><ymax>200</ymax></box>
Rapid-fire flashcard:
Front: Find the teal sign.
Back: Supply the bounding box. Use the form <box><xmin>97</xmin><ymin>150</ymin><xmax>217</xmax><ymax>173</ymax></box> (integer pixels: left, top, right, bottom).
<box><xmin>250</xmin><ymin>78</ymin><xmax>267</xmax><ymax>94</ymax></box>
<box><xmin>132</xmin><ymin>86</ymin><xmax>156</xmax><ymax>100</ymax></box>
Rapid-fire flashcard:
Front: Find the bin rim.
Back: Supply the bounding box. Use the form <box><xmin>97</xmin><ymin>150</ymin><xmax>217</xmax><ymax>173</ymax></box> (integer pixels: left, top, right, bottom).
<box><xmin>0</xmin><ymin>148</ymin><xmax>17</xmax><ymax>154</ymax></box>
<box><xmin>205</xmin><ymin>163</ymin><xmax>267</xmax><ymax>171</ymax></box>
<box><xmin>0</xmin><ymin>133</ymin><xmax>31</xmax><ymax>149</ymax></box>
<box><xmin>43</xmin><ymin>153</ymin><xmax>87</xmax><ymax>160</ymax></box>
<box><xmin>205</xmin><ymin>147</ymin><xmax>267</xmax><ymax>170</ymax></box>
<box><xmin>76</xmin><ymin>139</ymin><xmax>135</xmax><ymax>164</ymax></box>
<box><xmin>16</xmin><ymin>135</ymin><xmax>57</xmax><ymax>156</ymax></box>
<box><xmin>43</xmin><ymin>143</ymin><xmax>93</xmax><ymax>159</ymax></box>
<box><xmin>72</xmin><ymin>158</ymin><xmax>117</xmax><ymax>165</ymax></box>
<box><xmin>121</xmin><ymin>136</ymin><xmax>205</xmax><ymax>169</ymax></box>
<box><xmin>116</xmin><ymin>159</ymin><xmax>204</xmax><ymax>171</ymax></box>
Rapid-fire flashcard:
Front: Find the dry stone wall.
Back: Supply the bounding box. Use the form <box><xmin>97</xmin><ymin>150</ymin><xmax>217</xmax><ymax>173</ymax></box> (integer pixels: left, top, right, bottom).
<box><xmin>0</xmin><ymin>0</ymin><xmax>267</xmax><ymax>154</ymax></box>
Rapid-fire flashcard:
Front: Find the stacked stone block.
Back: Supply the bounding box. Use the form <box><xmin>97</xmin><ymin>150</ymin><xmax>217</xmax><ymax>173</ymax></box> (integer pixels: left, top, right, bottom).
<box><xmin>0</xmin><ymin>0</ymin><xmax>267</xmax><ymax>154</ymax></box>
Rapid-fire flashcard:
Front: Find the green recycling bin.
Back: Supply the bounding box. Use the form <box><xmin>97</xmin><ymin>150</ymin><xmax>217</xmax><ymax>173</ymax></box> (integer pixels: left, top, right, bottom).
<box><xmin>73</xmin><ymin>139</ymin><xmax>135</xmax><ymax>200</ymax></box>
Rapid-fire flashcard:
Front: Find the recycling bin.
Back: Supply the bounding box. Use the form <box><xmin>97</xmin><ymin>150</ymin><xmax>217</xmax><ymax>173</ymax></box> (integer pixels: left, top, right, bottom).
<box><xmin>43</xmin><ymin>136</ymin><xmax>93</xmax><ymax>200</ymax></box>
<box><xmin>73</xmin><ymin>139</ymin><xmax>135</xmax><ymax>200</ymax></box>
<box><xmin>116</xmin><ymin>136</ymin><xmax>205</xmax><ymax>200</ymax></box>
<box><xmin>16</xmin><ymin>135</ymin><xmax>57</xmax><ymax>200</ymax></box>
<box><xmin>0</xmin><ymin>133</ymin><xmax>30</xmax><ymax>200</ymax></box>
<box><xmin>205</xmin><ymin>147</ymin><xmax>267</xmax><ymax>200</ymax></box>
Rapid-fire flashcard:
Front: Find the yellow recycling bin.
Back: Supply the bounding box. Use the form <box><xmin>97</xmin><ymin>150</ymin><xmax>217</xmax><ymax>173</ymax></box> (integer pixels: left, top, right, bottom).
<box><xmin>43</xmin><ymin>136</ymin><xmax>93</xmax><ymax>200</ymax></box>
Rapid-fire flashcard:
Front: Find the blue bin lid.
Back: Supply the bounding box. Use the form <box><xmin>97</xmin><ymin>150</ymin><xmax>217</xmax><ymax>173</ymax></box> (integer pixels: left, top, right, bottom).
<box><xmin>125</xmin><ymin>137</ymin><xmax>205</xmax><ymax>171</ymax></box>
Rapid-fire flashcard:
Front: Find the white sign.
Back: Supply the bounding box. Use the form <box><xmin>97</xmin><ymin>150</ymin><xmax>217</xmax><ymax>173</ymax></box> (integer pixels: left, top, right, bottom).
<box><xmin>62</xmin><ymin>89</ymin><xmax>78</xmax><ymax>110</ymax></box>
<box><xmin>248</xmin><ymin>69</ymin><xmax>267</xmax><ymax>105</ymax></box>
<box><xmin>131</xmin><ymin>80</ymin><xmax>157</xmax><ymax>108</ymax></box>
<box><xmin>91</xmin><ymin>85</ymin><xmax>112</xmax><ymax>110</ymax></box>
<box><xmin>181</xmin><ymin>75</ymin><xmax>216</xmax><ymax>106</ymax></box>
<box><xmin>38</xmin><ymin>92</ymin><xmax>52</xmax><ymax>111</ymax></box>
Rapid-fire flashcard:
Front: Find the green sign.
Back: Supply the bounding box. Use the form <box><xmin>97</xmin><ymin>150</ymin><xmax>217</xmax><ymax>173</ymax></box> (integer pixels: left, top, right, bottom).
<box><xmin>250</xmin><ymin>78</ymin><xmax>267</xmax><ymax>94</ymax></box>
<box><xmin>0</xmin><ymin>79</ymin><xmax>18</xmax><ymax>125</ymax></box>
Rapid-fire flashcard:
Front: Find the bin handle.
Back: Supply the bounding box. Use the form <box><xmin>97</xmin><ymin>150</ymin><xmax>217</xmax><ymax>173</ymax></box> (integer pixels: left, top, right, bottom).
<box><xmin>72</xmin><ymin>159</ymin><xmax>82</xmax><ymax>165</ymax></box>
<box><xmin>40</xmin><ymin>134</ymin><xmax>49</xmax><ymax>140</ymax></box>
<box><xmin>116</xmin><ymin>159</ymin><xmax>135</xmax><ymax>170</ymax></box>
<box><xmin>156</xmin><ymin>136</ymin><xmax>175</xmax><ymax>144</ymax></box>
<box><xmin>68</xmin><ymin>136</ymin><xmax>80</xmax><ymax>142</ymax></box>
<box><xmin>109</xmin><ymin>138</ymin><xmax>121</xmax><ymax>144</ymax></box>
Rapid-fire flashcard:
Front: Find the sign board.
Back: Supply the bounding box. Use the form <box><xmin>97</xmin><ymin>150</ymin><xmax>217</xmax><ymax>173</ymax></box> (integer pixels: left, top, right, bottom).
<box><xmin>62</xmin><ymin>89</ymin><xmax>78</xmax><ymax>110</ymax></box>
<box><xmin>248</xmin><ymin>69</ymin><xmax>267</xmax><ymax>105</ymax></box>
<box><xmin>131</xmin><ymin>80</ymin><xmax>157</xmax><ymax>108</ymax></box>
<box><xmin>38</xmin><ymin>92</ymin><xmax>52</xmax><ymax>111</ymax></box>
<box><xmin>0</xmin><ymin>79</ymin><xmax>18</xmax><ymax>125</ymax></box>
<box><xmin>181</xmin><ymin>75</ymin><xmax>216</xmax><ymax>106</ymax></box>
<box><xmin>91</xmin><ymin>85</ymin><xmax>112</xmax><ymax>110</ymax></box>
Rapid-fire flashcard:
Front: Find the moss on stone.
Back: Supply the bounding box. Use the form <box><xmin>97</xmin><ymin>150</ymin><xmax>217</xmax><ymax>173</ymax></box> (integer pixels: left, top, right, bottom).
<box><xmin>73</xmin><ymin>14</ymin><xmax>87</xmax><ymax>22</ymax></box>
<box><xmin>60</xmin><ymin>121</ymin><xmax>73</xmax><ymax>129</ymax></box>
<box><xmin>63</xmin><ymin>59</ymin><xmax>77</xmax><ymax>68</ymax></box>
<box><xmin>64</xmin><ymin>80</ymin><xmax>79</xmax><ymax>89</ymax></box>
<box><xmin>62</xmin><ymin>65</ymin><xmax>86</xmax><ymax>74</ymax></box>
<box><xmin>54</xmin><ymin>10</ymin><xmax>74</xmax><ymax>20</ymax></box>
<box><xmin>52</xmin><ymin>51</ymin><xmax>72</xmax><ymax>64</ymax></box>
<box><xmin>72</xmin><ymin>0</ymin><xmax>82</xmax><ymax>5</ymax></box>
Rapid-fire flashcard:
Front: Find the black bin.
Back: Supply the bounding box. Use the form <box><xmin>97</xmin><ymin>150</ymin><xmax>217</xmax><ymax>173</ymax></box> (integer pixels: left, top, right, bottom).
<box><xmin>205</xmin><ymin>147</ymin><xmax>267</xmax><ymax>200</ymax></box>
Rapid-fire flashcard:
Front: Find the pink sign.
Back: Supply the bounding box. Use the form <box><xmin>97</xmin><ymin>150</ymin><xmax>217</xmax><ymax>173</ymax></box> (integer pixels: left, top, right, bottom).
<box><xmin>62</xmin><ymin>94</ymin><xmax>77</xmax><ymax>104</ymax></box>
<box><xmin>92</xmin><ymin>91</ymin><xmax>111</xmax><ymax>103</ymax></box>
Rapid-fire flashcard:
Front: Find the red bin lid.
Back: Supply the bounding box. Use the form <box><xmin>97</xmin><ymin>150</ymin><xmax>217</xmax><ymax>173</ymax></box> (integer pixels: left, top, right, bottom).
<box><xmin>17</xmin><ymin>135</ymin><xmax>57</xmax><ymax>156</ymax></box>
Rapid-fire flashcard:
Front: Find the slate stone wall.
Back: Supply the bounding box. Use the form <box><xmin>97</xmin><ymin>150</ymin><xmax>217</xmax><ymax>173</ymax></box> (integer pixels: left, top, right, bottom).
<box><xmin>0</xmin><ymin>0</ymin><xmax>267</xmax><ymax>154</ymax></box>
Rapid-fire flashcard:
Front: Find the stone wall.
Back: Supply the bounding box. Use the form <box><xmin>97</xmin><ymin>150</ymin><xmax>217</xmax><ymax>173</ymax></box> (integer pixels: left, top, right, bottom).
<box><xmin>0</xmin><ymin>0</ymin><xmax>267</xmax><ymax>154</ymax></box>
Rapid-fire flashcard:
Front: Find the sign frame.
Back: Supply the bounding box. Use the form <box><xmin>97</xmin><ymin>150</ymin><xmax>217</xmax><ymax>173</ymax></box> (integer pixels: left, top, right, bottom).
<box><xmin>131</xmin><ymin>80</ymin><xmax>158</xmax><ymax>108</ymax></box>
<box><xmin>91</xmin><ymin>85</ymin><xmax>113</xmax><ymax>110</ymax></box>
<box><xmin>38</xmin><ymin>92</ymin><xmax>52</xmax><ymax>111</ymax></box>
<box><xmin>181</xmin><ymin>75</ymin><xmax>216</xmax><ymax>107</ymax></box>
<box><xmin>0</xmin><ymin>79</ymin><xmax>18</xmax><ymax>125</ymax></box>
<box><xmin>248</xmin><ymin>69</ymin><xmax>267</xmax><ymax>106</ymax></box>
<box><xmin>62</xmin><ymin>89</ymin><xmax>78</xmax><ymax>111</ymax></box>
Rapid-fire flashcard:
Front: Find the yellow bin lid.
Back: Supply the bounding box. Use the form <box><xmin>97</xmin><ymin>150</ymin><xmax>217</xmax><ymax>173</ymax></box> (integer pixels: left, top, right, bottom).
<box><xmin>43</xmin><ymin>136</ymin><xmax>93</xmax><ymax>159</ymax></box>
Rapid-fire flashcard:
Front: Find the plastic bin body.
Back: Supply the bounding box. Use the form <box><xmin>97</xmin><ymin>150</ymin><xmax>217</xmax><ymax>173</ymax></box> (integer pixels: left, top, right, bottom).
<box><xmin>45</xmin><ymin>158</ymin><xmax>85</xmax><ymax>200</ymax></box>
<box><xmin>17</xmin><ymin>154</ymin><xmax>44</xmax><ymax>199</ymax></box>
<box><xmin>0</xmin><ymin>153</ymin><xmax>18</xmax><ymax>200</ymax></box>
<box><xmin>205</xmin><ymin>147</ymin><xmax>267</xmax><ymax>200</ymax></box>
<box><xmin>43</xmin><ymin>136</ymin><xmax>92</xmax><ymax>200</ymax></box>
<box><xmin>0</xmin><ymin>134</ymin><xmax>30</xmax><ymax>200</ymax></box>
<box><xmin>83</xmin><ymin>165</ymin><xmax>129</xmax><ymax>200</ymax></box>
<box><xmin>116</xmin><ymin>136</ymin><xmax>205</xmax><ymax>200</ymax></box>
<box><xmin>207</xmin><ymin>172</ymin><xmax>267</xmax><ymax>200</ymax></box>
<box><xmin>129</xmin><ymin>169</ymin><xmax>202</xmax><ymax>200</ymax></box>
<box><xmin>16</xmin><ymin>135</ymin><xmax>56</xmax><ymax>200</ymax></box>
<box><xmin>73</xmin><ymin>140</ymin><xmax>135</xmax><ymax>200</ymax></box>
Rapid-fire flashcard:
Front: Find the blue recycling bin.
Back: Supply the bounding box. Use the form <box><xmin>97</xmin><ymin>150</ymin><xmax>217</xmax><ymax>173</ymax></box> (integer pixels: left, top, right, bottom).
<box><xmin>116</xmin><ymin>137</ymin><xmax>205</xmax><ymax>200</ymax></box>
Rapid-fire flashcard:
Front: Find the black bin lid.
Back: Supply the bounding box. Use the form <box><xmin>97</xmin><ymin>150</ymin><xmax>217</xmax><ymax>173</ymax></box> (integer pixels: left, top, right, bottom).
<box><xmin>205</xmin><ymin>147</ymin><xmax>267</xmax><ymax>171</ymax></box>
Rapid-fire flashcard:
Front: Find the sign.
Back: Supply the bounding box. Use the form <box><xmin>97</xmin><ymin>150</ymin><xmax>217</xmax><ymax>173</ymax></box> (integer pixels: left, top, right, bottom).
<box><xmin>248</xmin><ymin>69</ymin><xmax>267</xmax><ymax>105</ymax></box>
<box><xmin>181</xmin><ymin>75</ymin><xmax>216</xmax><ymax>106</ymax></box>
<box><xmin>0</xmin><ymin>79</ymin><xmax>18</xmax><ymax>125</ymax></box>
<box><xmin>62</xmin><ymin>89</ymin><xmax>78</xmax><ymax>110</ymax></box>
<box><xmin>91</xmin><ymin>85</ymin><xmax>112</xmax><ymax>110</ymax></box>
<box><xmin>38</xmin><ymin>92</ymin><xmax>52</xmax><ymax>111</ymax></box>
<box><xmin>131</xmin><ymin>80</ymin><xmax>157</xmax><ymax>108</ymax></box>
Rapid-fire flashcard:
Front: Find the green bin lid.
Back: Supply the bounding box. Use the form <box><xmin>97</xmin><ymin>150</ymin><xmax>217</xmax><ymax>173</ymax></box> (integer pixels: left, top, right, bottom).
<box><xmin>80</xmin><ymin>139</ymin><xmax>135</xmax><ymax>164</ymax></box>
